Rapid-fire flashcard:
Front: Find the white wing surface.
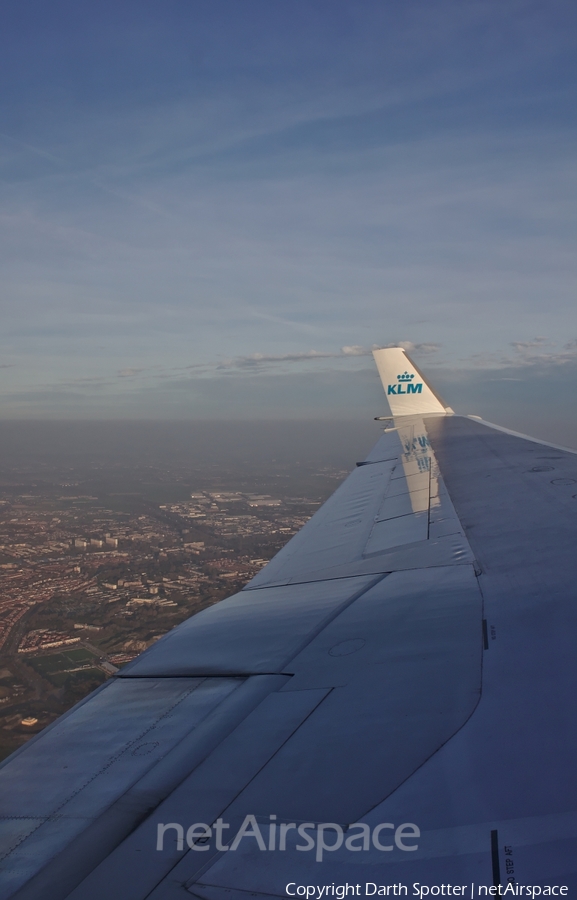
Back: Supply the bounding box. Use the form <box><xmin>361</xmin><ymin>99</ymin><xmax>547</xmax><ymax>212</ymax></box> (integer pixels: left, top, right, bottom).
<box><xmin>0</xmin><ymin>349</ymin><xmax>576</xmax><ymax>899</ymax></box>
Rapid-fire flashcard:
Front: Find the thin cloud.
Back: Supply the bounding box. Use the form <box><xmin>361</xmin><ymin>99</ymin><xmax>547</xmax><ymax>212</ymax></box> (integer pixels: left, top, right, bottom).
<box><xmin>117</xmin><ymin>368</ymin><xmax>146</xmax><ymax>378</ymax></box>
<box><xmin>217</xmin><ymin>348</ymin><xmax>370</xmax><ymax>370</ymax></box>
<box><xmin>508</xmin><ymin>337</ymin><xmax>577</xmax><ymax>367</ymax></box>
<box><xmin>182</xmin><ymin>362</ymin><xmax>218</xmax><ymax>371</ymax></box>
<box><xmin>510</xmin><ymin>337</ymin><xmax>549</xmax><ymax>353</ymax></box>
<box><xmin>186</xmin><ymin>343</ymin><xmax>440</xmax><ymax>373</ymax></box>
<box><xmin>379</xmin><ymin>341</ymin><xmax>441</xmax><ymax>355</ymax></box>
<box><xmin>65</xmin><ymin>376</ymin><xmax>114</xmax><ymax>385</ymax></box>
<box><xmin>0</xmin><ymin>131</ymin><xmax>66</xmax><ymax>166</ymax></box>
<box><xmin>341</xmin><ymin>345</ymin><xmax>369</xmax><ymax>356</ymax></box>
<box><xmin>463</xmin><ymin>338</ymin><xmax>577</xmax><ymax>370</ymax></box>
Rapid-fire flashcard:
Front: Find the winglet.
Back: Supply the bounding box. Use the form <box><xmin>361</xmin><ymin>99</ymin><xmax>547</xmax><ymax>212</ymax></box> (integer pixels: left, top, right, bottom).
<box><xmin>372</xmin><ymin>347</ymin><xmax>449</xmax><ymax>417</ymax></box>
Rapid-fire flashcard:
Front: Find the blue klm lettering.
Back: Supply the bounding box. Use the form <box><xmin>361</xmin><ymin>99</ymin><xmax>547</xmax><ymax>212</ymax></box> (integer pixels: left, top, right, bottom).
<box><xmin>387</xmin><ymin>383</ymin><xmax>423</xmax><ymax>395</ymax></box>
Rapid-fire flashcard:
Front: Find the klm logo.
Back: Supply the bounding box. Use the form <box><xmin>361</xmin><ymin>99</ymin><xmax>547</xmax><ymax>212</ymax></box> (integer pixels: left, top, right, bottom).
<box><xmin>387</xmin><ymin>372</ymin><xmax>423</xmax><ymax>395</ymax></box>
<box><xmin>403</xmin><ymin>438</ymin><xmax>430</xmax><ymax>458</ymax></box>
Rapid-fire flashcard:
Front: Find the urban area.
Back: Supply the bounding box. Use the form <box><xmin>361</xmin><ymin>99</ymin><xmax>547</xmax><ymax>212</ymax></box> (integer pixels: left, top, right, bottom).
<box><xmin>0</xmin><ymin>430</ymin><xmax>352</xmax><ymax>761</ymax></box>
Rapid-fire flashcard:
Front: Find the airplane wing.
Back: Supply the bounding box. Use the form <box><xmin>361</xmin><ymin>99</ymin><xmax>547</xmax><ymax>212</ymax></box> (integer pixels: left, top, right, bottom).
<box><xmin>1</xmin><ymin>348</ymin><xmax>576</xmax><ymax>898</ymax></box>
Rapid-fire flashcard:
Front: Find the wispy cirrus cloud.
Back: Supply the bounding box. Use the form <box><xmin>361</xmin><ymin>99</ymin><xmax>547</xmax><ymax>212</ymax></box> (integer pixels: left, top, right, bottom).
<box><xmin>380</xmin><ymin>341</ymin><xmax>441</xmax><ymax>355</ymax></box>
<box><xmin>510</xmin><ymin>336</ymin><xmax>549</xmax><ymax>354</ymax></box>
<box><xmin>462</xmin><ymin>337</ymin><xmax>577</xmax><ymax>370</ymax></box>
<box><xmin>117</xmin><ymin>367</ymin><xmax>147</xmax><ymax>378</ymax></box>
<box><xmin>216</xmin><ymin>342</ymin><xmax>441</xmax><ymax>371</ymax></box>
<box><xmin>508</xmin><ymin>338</ymin><xmax>577</xmax><ymax>367</ymax></box>
<box><xmin>217</xmin><ymin>347</ymin><xmax>368</xmax><ymax>370</ymax></box>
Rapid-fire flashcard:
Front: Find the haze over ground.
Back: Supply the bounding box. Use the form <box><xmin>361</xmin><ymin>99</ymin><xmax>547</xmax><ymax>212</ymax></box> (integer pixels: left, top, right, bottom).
<box><xmin>0</xmin><ymin>1</ymin><xmax>575</xmax><ymax>447</ymax></box>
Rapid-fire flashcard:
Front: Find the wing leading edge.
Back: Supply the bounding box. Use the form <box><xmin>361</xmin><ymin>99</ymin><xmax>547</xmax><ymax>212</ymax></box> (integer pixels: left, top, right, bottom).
<box><xmin>0</xmin><ymin>349</ymin><xmax>575</xmax><ymax>899</ymax></box>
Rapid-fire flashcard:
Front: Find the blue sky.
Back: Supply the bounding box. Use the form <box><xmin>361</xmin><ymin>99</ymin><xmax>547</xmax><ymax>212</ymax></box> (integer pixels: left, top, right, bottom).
<box><xmin>1</xmin><ymin>0</ymin><xmax>576</xmax><ymax>435</ymax></box>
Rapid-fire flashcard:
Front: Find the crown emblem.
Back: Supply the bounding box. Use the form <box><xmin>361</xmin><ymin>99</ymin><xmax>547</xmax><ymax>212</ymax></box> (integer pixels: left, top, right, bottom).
<box><xmin>397</xmin><ymin>371</ymin><xmax>414</xmax><ymax>382</ymax></box>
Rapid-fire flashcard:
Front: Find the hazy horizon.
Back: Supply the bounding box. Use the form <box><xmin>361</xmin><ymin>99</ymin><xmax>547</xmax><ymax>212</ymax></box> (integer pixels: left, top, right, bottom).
<box><xmin>1</xmin><ymin>358</ymin><xmax>575</xmax><ymax>450</ymax></box>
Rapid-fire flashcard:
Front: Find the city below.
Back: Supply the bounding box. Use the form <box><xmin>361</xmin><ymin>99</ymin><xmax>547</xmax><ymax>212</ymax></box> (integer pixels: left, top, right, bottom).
<box><xmin>0</xmin><ymin>420</ymin><xmax>366</xmax><ymax>761</ymax></box>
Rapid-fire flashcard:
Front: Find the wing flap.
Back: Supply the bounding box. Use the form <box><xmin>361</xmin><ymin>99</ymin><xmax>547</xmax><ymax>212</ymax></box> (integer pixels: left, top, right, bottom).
<box><xmin>226</xmin><ymin>565</ymin><xmax>482</xmax><ymax>823</ymax></box>
<box><xmin>118</xmin><ymin>576</ymin><xmax>379</xmax><ymax>678</ymax></box>
<box><xmin>363</xmin><ymin>510</ymin><xmax>429</xmax><ymax>553</ymax></box>
<box><xmin>64</xmin><ymin>565</ymin><xmax>483</xmax><ymax>900</ymax></box>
